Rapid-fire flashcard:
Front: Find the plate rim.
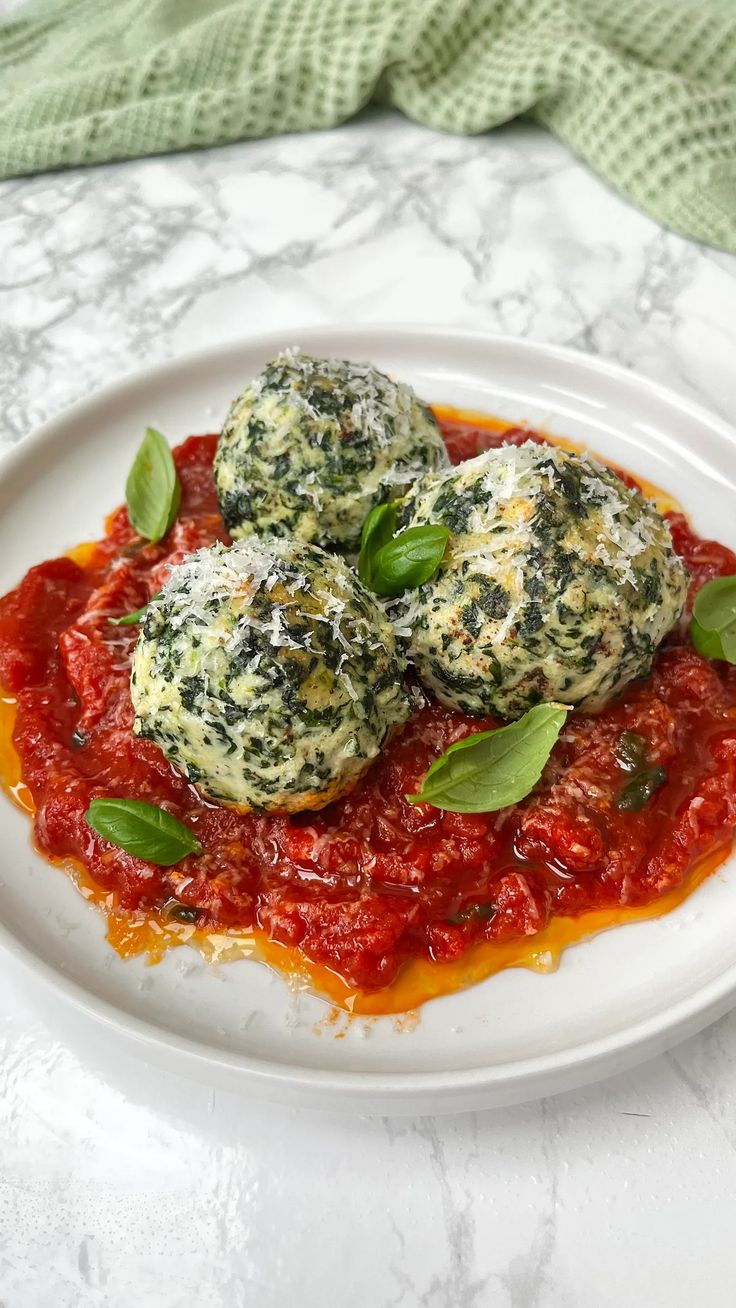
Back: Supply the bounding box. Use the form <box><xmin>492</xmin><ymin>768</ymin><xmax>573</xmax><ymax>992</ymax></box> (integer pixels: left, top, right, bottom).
<box><xmin>3</xmin><ymin>322</ymin><xmax>736</xmax><ymax>1108</ymax></box>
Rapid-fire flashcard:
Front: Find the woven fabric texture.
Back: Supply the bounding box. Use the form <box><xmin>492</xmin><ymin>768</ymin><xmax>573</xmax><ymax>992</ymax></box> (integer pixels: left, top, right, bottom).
<box><xmin>0</xmin><ymin>0</ymin><xmax>734</xmax><ymax>250</ymax></box>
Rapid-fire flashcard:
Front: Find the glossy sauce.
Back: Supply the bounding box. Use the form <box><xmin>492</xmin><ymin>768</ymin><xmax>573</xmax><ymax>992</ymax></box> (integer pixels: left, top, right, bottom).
<box><xmin>1</xmin><ymin>412</ymin><xmax>736</xmax><ymax>1014</ymax></box>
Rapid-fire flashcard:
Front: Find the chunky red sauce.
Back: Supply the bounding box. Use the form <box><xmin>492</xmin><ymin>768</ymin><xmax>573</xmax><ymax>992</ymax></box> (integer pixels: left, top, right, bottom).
<box><xmin>2</xmin><ymin>411</ymin><xmax>736</xmax><ymax>1012</ymax></box>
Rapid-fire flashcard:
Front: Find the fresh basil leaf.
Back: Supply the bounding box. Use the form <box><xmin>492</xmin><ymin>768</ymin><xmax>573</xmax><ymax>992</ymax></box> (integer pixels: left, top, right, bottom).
<box><xmin>85</xmin><ymin>798</ymin><xmax>201</xmax><ymax>866</ymax></box>
<box><xmin>690</xmin><ymin>576</ymin><xmax>736</xmax><ymax>663</ymax></box>
<box><xmin>371</xmin><ymin>525</ymin><xmax>450</xmax><ymax>598</ymax></box>
<box><xmin>406</xmin><ymin>703</ymin><xmax>568</xmax><ymax>813</ymax></box>
<box><xmin>691</xmin><ymin>619</ymin><xmax>730</xmax><ymax>661</ymax></box>
<box><xmin>125</xmin><ymin>427</ymin><xmax>181</xmax><ymax>544</ymax></box>
<box><xmin>692</xmin><ymin>576</ymin><xmax>736</xmax><ymax>628</ymax></box>
<box><xmin>357</xmin><ymin>505</ymin><xmax>449</xmax><ymax>598</ymax></box>
<box><xmin>357</xmin><ymin>503</ymin><xmax>397</xmax><ymax>588</ymax></box>
<box><xmin>110</xmin><ymin>602</ymin><xmax>151</xmax><ymax>627</ymax></box>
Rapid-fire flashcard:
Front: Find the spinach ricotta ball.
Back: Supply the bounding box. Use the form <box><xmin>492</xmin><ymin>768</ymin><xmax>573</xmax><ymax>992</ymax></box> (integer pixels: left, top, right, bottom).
<box><xmin>393</xmin><ymin>442</ymin><xmax>688</xmax><ymax>718</ymax></box>
<box><xmin>130</xmin><ymin>537</ymin><xmax>411</xmax><ymax>813</ymax></box>
<box><xmin>213</xmin><ymin>352</ymin><xmax>448</xmax><ymax>551</ymax></box>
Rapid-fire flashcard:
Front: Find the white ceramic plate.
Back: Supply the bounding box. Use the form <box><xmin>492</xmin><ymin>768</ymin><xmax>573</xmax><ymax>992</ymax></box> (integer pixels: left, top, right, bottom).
<box><xmin>2</xmin><ymin>326</ymin><xmax>736</xmax><ymax>1116</ymax></box>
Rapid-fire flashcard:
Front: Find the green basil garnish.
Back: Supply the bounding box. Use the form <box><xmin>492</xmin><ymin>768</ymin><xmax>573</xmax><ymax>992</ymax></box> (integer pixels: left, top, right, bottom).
<box><xmin>691</xmin><ymin>623</ymin><xmax>727</xmax><ymax>660</ymax></box>
<box><xmin>110</xmin><ymin>602</ymin><xmax>151</xmax><ymax>627</ymax></box>
<box><xmin>357</xmin><ymin>504</ymin><xmax>398</xmax><ymax>588</ymax></box>
<box><xmin>357</xmin><ymin>504</ymin><xmax>449</xmax><ymax>598</ymax></box>
<box><xmin>85</xmin><ymin>798</ymin><xmax>201</xmax><ymax>866</ymax></box>
<box><xmin>690</xmin><ymin>576</ymin><xmax>736</xmax><ymax>663</ymax></box>
<box><xmin>614</xmin><ymin>730</ymin><xmax>648</xmax><ymax>775</ymax></box>
<box><xmin>371</xmin><ymin>525</ymin><xmax>450</xmax><ymax>597</ymax></box>
<box><xmin>162</xmin><ymin>898</ymin><xmax>200</xmax><ymax>924</ymax></box>
<box><xmin>613</xmin><ymin>731</ymin><xmax>666</xmax><ymax>810</ymax></box>
<box><xmin>125</xmin><ymin>427</ymin><xmax>181</xmax><ymax>544</ymax></box>
<box><xmin>406</xmin><ymin>703</ymin><xmax>568</xmax><ymax>814</ymax></box>
<box><xmin>616</xmin><ymin>766</ymin><xmax>667</xmax><ymax>812</ymax></box>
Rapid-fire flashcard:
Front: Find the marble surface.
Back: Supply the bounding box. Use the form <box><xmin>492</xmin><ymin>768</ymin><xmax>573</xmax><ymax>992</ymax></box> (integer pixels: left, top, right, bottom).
<box><xmin>2</xmin><ymin>113</ymin><xmax>736</xmax><ymax>1306</ymax></box>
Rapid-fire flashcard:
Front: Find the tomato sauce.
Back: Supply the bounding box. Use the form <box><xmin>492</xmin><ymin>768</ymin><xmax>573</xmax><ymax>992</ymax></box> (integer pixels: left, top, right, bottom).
<box><xmin>2</xmin><ymin>411</ymin><xmax>736</xmax><ymax>1014</ymax></box>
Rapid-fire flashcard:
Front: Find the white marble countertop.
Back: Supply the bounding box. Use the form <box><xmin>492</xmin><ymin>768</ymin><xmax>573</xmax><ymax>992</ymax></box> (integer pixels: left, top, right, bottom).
<box><xmin>2</xmin><ymin>113</ymin><xmax>736</xmax><ymax>1307</ymax></box>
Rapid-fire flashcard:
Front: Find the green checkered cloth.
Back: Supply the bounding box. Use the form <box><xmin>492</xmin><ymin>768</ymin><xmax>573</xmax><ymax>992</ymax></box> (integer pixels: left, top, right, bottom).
<box><xmin>1</xmin><ymin>0</ymin><xmax>734</xmax><ymax>250</ymax></box>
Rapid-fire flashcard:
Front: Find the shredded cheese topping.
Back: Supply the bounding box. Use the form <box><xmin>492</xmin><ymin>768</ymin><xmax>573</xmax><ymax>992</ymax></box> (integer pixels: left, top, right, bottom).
<box><xmin>214</xmin><ymin>351</ymin><xmax>448</xmax><ymax>550</ymax></box>
<box><xmin>156</xmin><ymin>536</ymin><xmax>386</xmax><ymax>665</ymax></box>
<box><xmin>392</xmin><ymin>440</ymin><xmax>688</xmax><ymax>717</ymax></box>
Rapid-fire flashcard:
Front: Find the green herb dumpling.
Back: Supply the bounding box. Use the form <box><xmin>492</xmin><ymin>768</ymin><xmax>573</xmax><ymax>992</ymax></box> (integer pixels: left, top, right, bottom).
<box><xmin>213</xmin><ymin>352</ymin><xmax>448</xmax><ymax>552</ymax></box>
<box><xmin>392</xmin><ymin>442</ymin><xmax>688</xmax><ymax>718</ymax></box>
<box><xmin>131</xmin><ymin>537</ymin><xmax>411</xmax><ymax>813</ymax></box>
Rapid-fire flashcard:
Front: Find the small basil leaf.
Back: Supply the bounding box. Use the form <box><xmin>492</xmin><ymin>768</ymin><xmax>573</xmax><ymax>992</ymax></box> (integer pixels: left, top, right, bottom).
<box><xmin>691</xmin><ymin>619</ymin><xmax>730</xmax><ymax>661</ymax></box>
<box><xmin>85</xmin><ymin>798</ymin><xmax>201</xmax><ymax>866</ymax></box>
<box><xmin>406</xmin><ymin>703</ymin><xmax>568</xmax><ymax>814</ymax></box>
<box><xmin>616</xmin><ymin>766</ymin><xmax>667</xmax><ymax>813</ymax></box>
<box><xmin>110</xmin><ymin>602</ymin><xmax>150</xmax><ymax>627</ymax></box>
<box><xmin>690</xmin><ymin>577</ymin><xmax>736</xmax><ymax>664</ymax></box>
<box><xmin>357</xmin><ymin>503</ymin><xmax>398</xmax><ymax>588</ymax></box>
<box><xmin>125</xmin><ymin>427</ymin><xmax>181</xmax><ymax>544</ymax></box>
<box><xmin>692</xmin><ymin>576</ymin><xmax>736</xmax><ymax>628</ymax></box>
<box><xmin>371</xmin><ymin>525</ymin><xmax>450</xmax><ymax>598</ymax></box>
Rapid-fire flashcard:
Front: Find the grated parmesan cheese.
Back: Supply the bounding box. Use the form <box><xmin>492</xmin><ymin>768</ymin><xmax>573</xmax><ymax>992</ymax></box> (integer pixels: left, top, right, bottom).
<box><xmin>392</xmin><ymin>441</ymin><xmax>688</xmax><ymax>718</ymax></box>
<box><xmin>131</xmin><ymin>537</ymin><xmax>411</xmax><ymax>814</ymax></box>
<box><xmin>213</xmin><ymin>352</ymin><xmax>448</xmax><ymax>551</ymax></box>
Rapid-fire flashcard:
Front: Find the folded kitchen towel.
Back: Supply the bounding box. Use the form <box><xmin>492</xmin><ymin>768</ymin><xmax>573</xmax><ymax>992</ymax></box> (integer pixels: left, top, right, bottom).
<box><xmin>0</xmin><ymin>0</ymin><xmax>734</xmax><ymax>250</ymax></box>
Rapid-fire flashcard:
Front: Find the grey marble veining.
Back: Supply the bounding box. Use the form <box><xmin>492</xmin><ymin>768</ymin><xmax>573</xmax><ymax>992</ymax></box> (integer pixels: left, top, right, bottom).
<box><xmin>2</xmin><ymin>113</ymin><xmax>736</xmax><ymax>1307</ymax></box>
<box><xmin>2</xmin><ymin>115</ymin><xmax>734</xmax><ymax>449</ymax></box>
